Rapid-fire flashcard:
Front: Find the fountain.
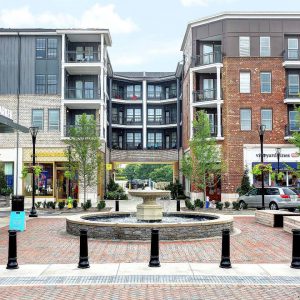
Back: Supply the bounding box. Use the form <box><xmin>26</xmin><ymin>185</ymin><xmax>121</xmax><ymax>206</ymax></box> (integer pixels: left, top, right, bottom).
<box><xmin>66</xmin><ymin>188</ymin><xmax>234</xmax><ymax>240</ymax></box>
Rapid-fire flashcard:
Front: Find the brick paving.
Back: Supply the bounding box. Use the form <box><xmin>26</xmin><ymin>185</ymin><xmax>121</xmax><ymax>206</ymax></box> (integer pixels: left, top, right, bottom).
<box><xmin>0</xmin><ymin>216</ymin><xmax>293</xmax><ymax>264</ymax></box>
<box><xmin>0</xmin><ymin>284</ymin><xmax>299</xmax><ymax>300</ymax></box>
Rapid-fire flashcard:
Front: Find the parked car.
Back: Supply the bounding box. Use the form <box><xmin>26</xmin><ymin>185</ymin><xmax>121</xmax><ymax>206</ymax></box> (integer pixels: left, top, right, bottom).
<box><xmin>126</xmin><ymin>179</ymin><xmax>144</xmax><ymax>189</ymax></box>
<box><xmin>238</xmin><ymin>187</ymin><xmax>300</xmax><ymax>211</ymax></box>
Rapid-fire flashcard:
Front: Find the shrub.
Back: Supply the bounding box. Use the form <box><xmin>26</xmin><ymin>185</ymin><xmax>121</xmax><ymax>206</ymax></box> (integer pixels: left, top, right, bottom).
<box><xmin>105</xmin><ymin>178</ymin><xmax>127</xmax><ymax>200</ymax></box>
<box><xmin>194</xmin><ymin>199</ymin><xmax>204</xmax><ymax>208</ymax></box>
<box><xmin>86</xmin><ymin>199</ymin><xmax>92</xmax><ymax>209</ymax></box>
<box><xmin>43</xmin><ymin>200</ymin><xmax>47</xmax><ymax>208</ymax></box>
<box><xmin>166</xmin><ymin>180</ymin><xmax>184</xmax><ymax>199</ymax></box>
<box><xmin>216</xmin><ymin>202</ymin><xmax>223</xmax><ymax>210</ymax></box>
<box><xmin>97</xmin><ymin>200</ymin><xmax>106</xmax><ymax>210</ymax></box>
<box><xmin>73</xmin><ymin>200</ymin><xmax>78</xmax><ymax>209</ymax></box>
<box><xmin>236</xmin><ymin>168</ymin><xmax>251</xmax><ymax>196</ymax></box>
<box><xmin>242</xmin><ymin>202</ymin><xmax>248</xmax><ymax>210</ymax></box>
<box><xmin>35</xmin><ymin>202</ymin><xmax>42</xmax><ymax>209</ymax></box>
<box><xmin>119</xmin><ymin>193</ymin><xmax>128</xmax><ymax>200</ymax></box>
<box><xmin>83</xmin><ymin>203</ymin><xmax>88</xmax><ymax>210</ymax></box>
<box><xmin>224</xmin><ymin>201</ymin><xmax>230</xmax><ymax>209</ymax></box>
<box><xmin>185</xmin><ymin>199</ymin><xmax>195</xmax><ymax>210</ymax></box>
<box><xmin>46</xmin><ymin>201</ymin><xmax>54</xmax><ymax>209</ymax></box>
<box><xmin>177</xmin><ymin>194</ymin><xmax>187</xmax><ymax>200</ymax></box>
<box><xmin>232</xmin><ymin>201</ymin><xmax>240</xmax><ymax>210</ymax></box>
<box><xmin>58</xmin><ymin>201</ymin><xmax>65</xmax><ymax>210</ymax></box>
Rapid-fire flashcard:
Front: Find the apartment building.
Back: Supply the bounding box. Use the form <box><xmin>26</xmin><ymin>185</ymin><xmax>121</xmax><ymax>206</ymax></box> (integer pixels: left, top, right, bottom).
<box><xmin>181</xmin><ymin>12</ymin><xmax>300</xmax><ymax>202</ymax></box>
<box><xmin>107</xmin><ymin>69</ymin><xmax>182</xmax><ymax>178</ymax></box>
<box><xmin>0</xmin><ymin>29</ymin><xmax>111</xmax><ymax>205</ymax></box>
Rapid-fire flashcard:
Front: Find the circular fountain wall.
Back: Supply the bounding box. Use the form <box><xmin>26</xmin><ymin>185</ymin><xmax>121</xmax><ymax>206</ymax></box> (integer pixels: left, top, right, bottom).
<box><xmin>66</xmin><ymin>212</ymin><xmax>233</xmax><ymax>240</ymax></box>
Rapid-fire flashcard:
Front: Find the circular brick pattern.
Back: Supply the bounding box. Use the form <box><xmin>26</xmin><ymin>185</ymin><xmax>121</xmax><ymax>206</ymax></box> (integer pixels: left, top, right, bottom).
<box><xmin>66</xmin><ymin>212</ymin><xmax>233</xmax><ymax>240</ymax></box>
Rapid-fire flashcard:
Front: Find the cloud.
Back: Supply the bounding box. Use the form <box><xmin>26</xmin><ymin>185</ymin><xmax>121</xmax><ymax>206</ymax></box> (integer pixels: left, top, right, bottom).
<box><xmin>0</xmin><ymin>4</ymin><xmax>138</xmax><ymax>34</ymax></box>
<box><xmin>180</xmin><ymin>0</ymin><xmax>236</xmax><ymax>6</ymax></box>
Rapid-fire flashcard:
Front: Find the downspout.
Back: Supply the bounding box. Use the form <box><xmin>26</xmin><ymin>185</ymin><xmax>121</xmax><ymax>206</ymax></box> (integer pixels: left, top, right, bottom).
<box><xmin>16</xmin><ymin>32</ymin><xmax>21</xmax><ymax>195</ymax></box>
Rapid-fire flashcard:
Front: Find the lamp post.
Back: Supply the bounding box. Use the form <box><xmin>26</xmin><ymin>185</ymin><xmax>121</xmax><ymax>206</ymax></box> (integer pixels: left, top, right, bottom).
<box><xmin>67</xmin><ymin>146</ymin><xmax>71</xmax><ymax>198</ymax></box>
<box><xmin>29</xmin><ymin>126</ymin><xmax>39</xmax><ymax>217</ymax></box>
<box><xmin>258</xmin><ymin>125</ymin><xmax>266</xmax><ymax>210</ymax></box>
<box><xmin>275</xmin><ymin>147</ymin><xmax>281</xmax><ymax>186</ymax></box>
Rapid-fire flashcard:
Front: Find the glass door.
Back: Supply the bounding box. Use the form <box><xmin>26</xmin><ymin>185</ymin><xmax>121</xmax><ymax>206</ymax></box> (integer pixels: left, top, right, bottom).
<box><xmin>84</xmin><ymin>81</ymin><xmax>94</xmax><ymax>99</ymax></box>
<box><xmin>203</xmin><ymin>79</ymin><xmax>214</xmax><ymax>99</ymax></box>
<box><xmin>203</xmin><ymin>44</ymin><xmax>213</xmax><ymax>64</ymax></box>
<box><xmin>75</xmin><ymin>81</ymin><xmax>83</xmax><ymax>99</ymax></box>
<box><xmin>165</xmin><ymin>135</ymin><xmax>170</xmax><ymax>149</ymax></box>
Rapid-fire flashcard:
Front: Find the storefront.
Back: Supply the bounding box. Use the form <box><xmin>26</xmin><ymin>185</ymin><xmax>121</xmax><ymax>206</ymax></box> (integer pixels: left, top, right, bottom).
<box><xmin>23</xmin><ymin>148</ymin><xmax>79</xmax><ymax>201</ymax></box>
<box><xmin>244</xmin><ymin>145</ymin><xmax>300</xmax><ymax>187</ymax></box>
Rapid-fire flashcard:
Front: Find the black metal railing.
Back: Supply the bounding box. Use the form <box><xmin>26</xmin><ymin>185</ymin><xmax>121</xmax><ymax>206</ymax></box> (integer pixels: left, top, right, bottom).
<box><xmin>285</xmin><ymin>88</ymin><xmax>300</xmax><ymax>98</ymax></box>
<box><xmin>64</xmin><ymin>124</ymin><xmax>101</xmax><ymax>137</ymax></box>
<box><xmin>112</xmin><ymin>90</ymin><xmax>142</xmax><ymax>100</ymax></box>
<box><xmin>66</xmin><ymin>50</ymin><xmax>101</xmax><ymax>63</ymax></box>
<box><xmin>147</xmin><ymin>117</ymin><xmax>177</xmax><ymax>125</ymax></box>
<box><xmin>284</xmin><ymin>50</ymin><xmax>300</xmax><ymax>60</ymax></box>
<box><xmin>195</xmin><ymin>51</ymin><xmax>222</xmax><ymax>66</ymax></box>
<box><xmin>193</xmin><ymin>89</ymin><xmax>218</xmax><ymax>102</ymax></box>
<box><xmin>111</xmin><ymin>143</ymin><xmax>177</xmax><ymax>150</ymax></box>
<box><xmin>111</xmin><ymin>116</ymin><xmax>142</xmax><ymax>125</ymax></box>
<box><xmin>285</xmin><ymin>124</ymin><xmax>300</xmax><ymax>136</ymax></box>
<box><xmin>147</xmin><ymin>91</ymin><xmax>177</xmax><ymax>101</ymax></box>
<box><xmin>65</xmin><ymin>88</ymin><xmax>100</xmax><ymax>100</ymax></box>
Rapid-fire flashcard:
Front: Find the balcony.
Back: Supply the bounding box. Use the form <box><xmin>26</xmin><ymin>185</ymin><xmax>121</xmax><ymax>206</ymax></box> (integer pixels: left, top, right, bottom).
<box><xmin>65</xmin><ymin>88</ymin><xmax>100</xmax><ymax>100</ymax></box>
<box><xmin>285</xmin><ymin>123</ymin><xmax>300</xmax><ymax>137</ymax></box>
<box><xmin>147</xmin><ymin>117</ymin><xmax>177</xmax><ymax>127</ymax></box>
<box><xmin>66</xmin><ymin>50</ymin><xmax>101</xmax><ymax>63</ymax></box>
<box><xmin>64</xmin><ymin>124</ymin><xmax>100</xmax><ymax>137</ymax></box>
<box><xmin>111</xmin><ymin>116</ymin><xmax>142</xmax><ymax>126</ymax></box>
<box><xmin>195</xmin><ymin>51</ymin><xmax>222</xmax><ymax>67</ymax></box>
<box><xmin>111</xmin><ymin>90</ymin><xmax>142</xmax><ymax>102</ymax></box>
<box><xmin>147</xmin><ymin>91</ymin><xmax>177</xmax><ymax>101</ymax></box>
<box><xmin>194</xmin><ymin>89</ymin><xmax>217</xmax><ymax>102</ymax></box>
<box><xmin>283</xmin><ymin>50</ymin><xmax>300</xmax><ymax>68</ymax></box>
<box><xmin>284</xmin><ymin>88</ymin><xmax>300</xmax><ymax>103</ymax></box>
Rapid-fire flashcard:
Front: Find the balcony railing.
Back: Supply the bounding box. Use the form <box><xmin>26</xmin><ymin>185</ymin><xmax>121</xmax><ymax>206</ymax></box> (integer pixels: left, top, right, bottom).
<box><xmin>284</xmin><ymin>50</ymin><xmax>300</xmax><ymax>61</ymax></box>
<box><xmin>64</xmin><ymin>124</ymin><xmax>100</xmax><ymax>137</ymax></box>
<box><xmin>147</xmin><ymin>117</ymin><xmax>177</xmax><ymax>125</ymax></box>
<box><xmin>285</xmin><ymin>123</ymin><xmax>300</xmax><ymax>136</ymax></box>
<box><xmin>112</xmin><ymin>90</ymin><xmax>142</xmax><ymax>101</ymax></box>
<box><xmin>65</xmin><ymin>88</ymin><xmax>100</xmax><ymax>100</ymax></box>
<box><xmin>195</xmin><ymin>51</ymin><xmax>222</xmax><ymax>66</ymax></box>
<box><xmin>112</xmin><ymin>143</ymin><xmax>177</xmax><ymax>150</ymax></box>
<box><xmin>111</xmin><ymin>116</ymin><xmax>142</xmax><ymax>125</ymax></box>
<box><xmin>285</xmin><ymin>88</ymin><xmax>300</xmax><ymax>98</ymax></box>
<box><xmin>147</xmin><ymin>91</ymin><xmax>177</xmax><ymax>101</ymax></box>
<box><xmin>193</xmin><ymin>89</ymin><xmax>217</xmax><ymax>103</ymax></box>
<box><xmin>66</xmin><ymin>50</ymin><xmax>101</xmax><ymax>63</ymax></box>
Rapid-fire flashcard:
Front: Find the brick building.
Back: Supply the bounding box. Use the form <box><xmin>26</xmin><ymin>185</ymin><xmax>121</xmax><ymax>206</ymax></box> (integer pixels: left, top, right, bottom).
<box><xmin>181</xmin><ymin>12</ymin><xmax>300</xmax><ymax>202</ymax></box>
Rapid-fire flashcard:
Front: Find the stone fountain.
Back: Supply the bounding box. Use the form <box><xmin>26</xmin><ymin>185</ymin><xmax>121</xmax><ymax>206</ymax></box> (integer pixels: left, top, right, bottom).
<box><xmin>128</xmin><ymin>189</ymin><xmax>170</xmax><ymax>222</ymax></box>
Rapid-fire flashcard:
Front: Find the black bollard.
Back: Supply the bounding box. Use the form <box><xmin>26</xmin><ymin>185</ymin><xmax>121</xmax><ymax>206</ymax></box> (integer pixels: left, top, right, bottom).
<box><xmin>78</xmin><ymin>229</ymin><xmax>90</xmax><ymax>269</ymax></box>
<box><xmin>177</xmin><ymin>200</ymin><xmax>180</xmax><ymax>212</ymax></box>
<box><xmin>6</xmin><ymin>230</ymin><xmax>18</xmax><ymax>269</ymax></box>
<box><xmin>115</xmin><ymin>200</ymin><xmax>119</xmax><ymax>212</ymax></box>
<box><xmin>291</xmin><ymin>229</ymin><xmax>300</xmax><ymax>269</ymax></box>
<box><xmin>149</xmin><ymin>229</ymin><xmax>160</xmax><ymax>267</ymax></box>
<box><xmin>220</xmin><ymin>228</ymin><xmax>232</xmax><ymax>268</ymax></box>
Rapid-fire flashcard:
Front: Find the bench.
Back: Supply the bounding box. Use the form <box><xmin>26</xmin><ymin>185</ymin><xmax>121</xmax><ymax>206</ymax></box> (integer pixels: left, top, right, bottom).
<box><xmin>283</xmin><ymin>216</ymin><xmax>300</xmax><ymax>233</ymax></box>
<box><xmin>255</xmin><ymin>210</ymin><xmax>300</xmax><ymax>227</ymax></box>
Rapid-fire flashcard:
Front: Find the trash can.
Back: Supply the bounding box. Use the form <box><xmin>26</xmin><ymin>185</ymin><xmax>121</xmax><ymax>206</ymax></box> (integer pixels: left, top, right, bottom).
<box><xmin>11</xmin><ymin>195</ymin><xmax>24</xmax><ymax>212</ymax></box>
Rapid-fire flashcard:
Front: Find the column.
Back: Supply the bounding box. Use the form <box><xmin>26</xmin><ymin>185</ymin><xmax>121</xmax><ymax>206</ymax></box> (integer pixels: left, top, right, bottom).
<box><xmin>61</xmin><ymin>34</ymin><xmax>65</xmax><ymax>100</ymax></box>
<box><xmin>189</xmin><ymin>70</ymin><xmax>194</xmax><ymax>139</ymax></box>
<box><xmin>142</xmin><ymin>80</ymin><xmax>147</xmax><ymax>148</ymax></box>
<box><xmin>60</xmin><ymin>103</ymin><xmax>64</xmax><ymax>138</ymax></box>
<box><xmin>216</xmin><ymin>65</ymin><xmax>221</xmax><ymax>100</ymax></box>
<box><xmin>100</xmin><ymin>35</ymin><xmax>104</xmax><ymax>101</ymax></box>
<box><xmin>216</xmin><ymin>65</ymin><xmax>222</xmax><ymax>138</ymax></box>
<box><xmin>100</xmin><ymin>104</ymin><xmax>104</xmax><ymax>139</ymax></box>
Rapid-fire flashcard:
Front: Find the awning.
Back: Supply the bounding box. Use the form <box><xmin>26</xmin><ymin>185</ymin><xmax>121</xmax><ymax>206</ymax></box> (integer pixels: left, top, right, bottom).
<box><xmin>0</xmin><ymin>115</ymin><xmax>29</xmax><ymax>133</ymax></box>
<box><xmin>252</xmin><ymin>162</ymin><xmax>298</xmax><ymax>171</ymax></box>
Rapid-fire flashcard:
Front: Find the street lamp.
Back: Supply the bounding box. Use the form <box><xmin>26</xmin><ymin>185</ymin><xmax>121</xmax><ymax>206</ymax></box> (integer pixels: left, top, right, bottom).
<box><xmin>258</xmin><ymin>124</ymin><xmax>266</xmax><ymax>210</ymax></box>
<box><xmin>29</xmin><ymin>126</ymin><xmax>39</xmax><ymax>217</ymax></box>
<box><xmin>275</xmin><ymin>147</ymin><xmax>281</xmax><ymax>186</ymax></box>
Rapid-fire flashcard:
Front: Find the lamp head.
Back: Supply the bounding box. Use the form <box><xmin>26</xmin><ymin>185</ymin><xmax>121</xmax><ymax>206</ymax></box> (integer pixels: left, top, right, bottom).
<box><xmin>258</xmin><ymin>124</ymin><xmax>266</xmax><ymax>136</ymax></box>
<box><xmin>29</xmin><ymin>126</ymin><xmax>39</xmax><ymax>138</ymax></box>
<box><xmin>276</xmin><ymin>147</ymin><xmax>281</xmax><ymax>155</ymax></box>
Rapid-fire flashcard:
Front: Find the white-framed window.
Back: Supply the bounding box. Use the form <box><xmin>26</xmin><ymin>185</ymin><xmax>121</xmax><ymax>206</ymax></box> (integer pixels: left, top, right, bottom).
<box><xmin>240</xmin><ymin>109</ymin><xmax>251</xmax><ymax>131</ymax></box>
<box><xmin>261</xmin><ymin>109</ymin><xmax>272</xmax><ymax>130</ymax></box>
<box><xmin>32</xmin><ymin>109</ymin><xmax>44</xmax><ymax>130</ymax></box>
<box><xmin>240</xmin><ymin>72</ymin><xmax>251</xmax><ymax>93</ymax></box>
<box><xmin>239</xmin><ymin>36</ymin><xmax>250</xmax><ymax>57</ymax></box>
<box><xmin>48</xmin><ymin>109</ymin><xmax>60</xmax><ymax>131</ymax></box>
<box><xmin>260</xmin><ymin>72</ymin><xmax>272</xmax><ymax>93</ymax></box>
<box><xmin>288</xmin><ymin>74</ymin><xmax>299</xmax><ymax>95</ymax></box>
<box><xmin>288</xmin><ymin>38</ymin><xmax>299</xmax><ymax>59</ymax></box>
<box><xmin>289</xmin><ymin>110</ymin><xmax>300</xmax><ymax>131</ymax></box>
<box><xmin>207</xmin><ymin>114</ymin><xmax>215</xmax><ymax>134</ymax></box>
<box><xmin>260</xmin><ymin>37</ymin><xmax>270</xmax><ymax>57</ymax></box>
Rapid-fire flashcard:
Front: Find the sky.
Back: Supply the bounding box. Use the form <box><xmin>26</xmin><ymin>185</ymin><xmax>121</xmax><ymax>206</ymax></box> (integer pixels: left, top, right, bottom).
<box><xmin>1</xmin><ymin>0</ymin><xmax>300</xmax><ymax>72</ymax></box>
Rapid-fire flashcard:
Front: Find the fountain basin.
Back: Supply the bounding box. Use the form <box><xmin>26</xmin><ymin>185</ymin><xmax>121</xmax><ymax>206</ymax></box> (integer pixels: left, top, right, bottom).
<box><xmin>66</xmin><ymin>212</ymin><xmax>233</xmax><ymax>240</ymax></box>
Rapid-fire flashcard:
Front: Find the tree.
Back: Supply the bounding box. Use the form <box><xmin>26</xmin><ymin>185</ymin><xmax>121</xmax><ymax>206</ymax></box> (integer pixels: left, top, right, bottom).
<box><xmin>236</xmin><ymin>167</ymin><xmax>251</xmax><ymax>196</ymax></box>
<box><xmin>181</xmin><ymin>110</ymin><xmax>223</xmax><ymax>201</ymax></box>
<box><xmin>64</xmin><ymin>114</ymin><xmax>102</xmax><ymax>204</ymax></box>
<box><xmin>149</xmin><ymin>165</ymin><xmax>173</xmax><ymax>182</ymax></box>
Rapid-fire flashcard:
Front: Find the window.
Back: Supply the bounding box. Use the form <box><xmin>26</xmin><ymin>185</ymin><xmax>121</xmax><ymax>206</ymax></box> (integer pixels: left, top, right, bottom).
<box><xmin>289</xmin><ymin>111</ymin><xmax>300</xmax><ymax>131</ymax></box>
<box><xmin>35</xmin><ymin>75</ymin><xmax>46</xmax><ymax>94</ymax></box>
<box><xmin>171</xmin><ymin>132</ymin><xmax>177</xmax><ymax>148</ymax></box>
<box><xmin>288</xmin><ymin>74</ymin><xmax>299</xmax><ymax>95</ymax></box>
<box><xmin>36</xmin><ymin>39</ymin><xmax>46</xmax><ymax>59</ymax></box>
<box><xmin>126</xmin><ymin>132</ymin><xmax>141</xmax><ymax>149</ymax></box>
<box><xmin>261</xmin><ymin>109</ymin><xmax>272</xmax><ymax>130</ymax></box>
<box><xmin>147</xmin><ymin>132</ymin><xmax>163</xmax><ymax>149</ymax></box>
<box><xmin>48</xmin><ymin>109</ymin><xmax>59</xmax><ymax>131</ymax></box>
<box><xmin>240</xmin><ymin>72</ymin><xmax>250</xmax><ymax>93</ymax></box>
<box><xmin>47</xmin><ymin>75</ymin><xmax>57</xmax><ymax>94</ymax></box>
<box><xmin>260</xmin><ymin>72</ymin><xmax>272</xmax><ymax>93</ymax></box>
<box><xmin>47</xmin><ymin>39</ymin><xmax>57</xmax><ymax>59</ymax></box>
<box><xmin>260</xmin><ymin>37</ymin><xmax>270</xmax><ymax>57</ymax></box>
<box><xmin>147</xmin><ymin>85</ymin><xmax>162</xmax><ymax>99</ymax></box>
<box><xmin>84</xmin><ymin>81</ymin><xmax>94</xmax><ymax>99</ymax></box>
<box><xmin>207</xmin><ymin>114</ymin><xmax>215</xmax><ymax>134</ymax></box>
<box><xmin>240</xmin><ymin>109</ymin><xmax>251</xmax><ymax>131</ymax></box>
<box><xmin>148</xmin><ymin>108</ymin><xmax>162</xmax><ymax>123</ymax></box>
<box><xmin>288</xmin><ymin>38</ymin><xmax>298</xmax><ymax>59</ymax></box>
<box><xmin>36</xmin><ymin>38</ymin><xmax>58</xmax><ymax>59</ymax></box>
<box><xmin>126</xmin><ymin>85</ymin><xmax>141</xmax><ymax>99</ymax></box>
<box><xmin>126</xmin><ymin>108</ymin><xmax>141</xmax><ymax>123</ymax></box>
<box><xmin>32</xmin><ymin>109</ymin><xmax>44</xmax><ymax>130</ymax></box>
<box><xmin>239</xmin><ymin>36</ymin><xmax>250</xmax><ymax>57</ymax></box>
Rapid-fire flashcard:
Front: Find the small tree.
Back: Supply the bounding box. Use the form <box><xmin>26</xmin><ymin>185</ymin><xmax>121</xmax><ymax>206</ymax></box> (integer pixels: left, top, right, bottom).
<box><xmin>182</xmin><ymin>110</ymin><xmax>223</xmax><ymax>201</ymax></box>
<box><xmin>64</xmin><ymin>114</ymin><xmax>102</xmax><ymax>204</ymax></box>
<box><xmin>236</xmin><ymin>168</ymin><xmax>251</xmax><ymax>196</ymax></box>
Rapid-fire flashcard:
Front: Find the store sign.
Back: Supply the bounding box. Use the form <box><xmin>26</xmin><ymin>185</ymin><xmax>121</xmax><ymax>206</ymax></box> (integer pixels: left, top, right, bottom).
<box><xmin>0</xmin><ymin>106</ymin><xmax>12</xmax><ymax>120</ymax></box>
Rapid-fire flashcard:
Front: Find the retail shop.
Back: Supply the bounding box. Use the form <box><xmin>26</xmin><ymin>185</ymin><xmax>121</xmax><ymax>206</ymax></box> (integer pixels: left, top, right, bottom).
<box><xmin>244</xmin><ymin>145</ymin><xmax>300</xmax><ymax>187</ymax></box>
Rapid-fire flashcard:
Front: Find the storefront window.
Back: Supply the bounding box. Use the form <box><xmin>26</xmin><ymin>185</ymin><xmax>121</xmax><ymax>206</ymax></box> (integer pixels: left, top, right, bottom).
<box><xmin>0</xmin><ymin>162</ymin><xmax>14</xmax><ymax>191</ymax></box>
